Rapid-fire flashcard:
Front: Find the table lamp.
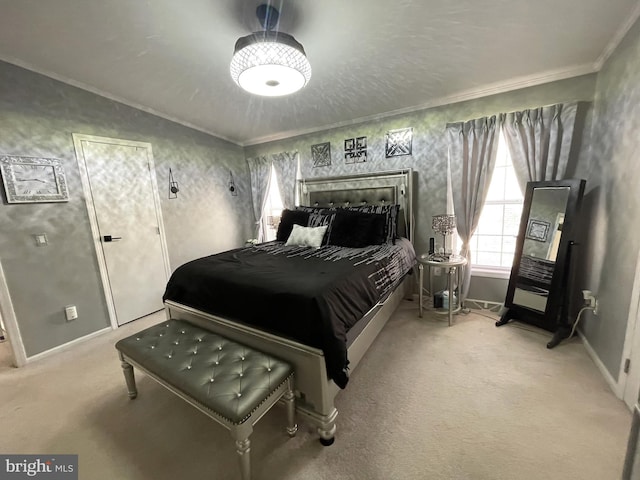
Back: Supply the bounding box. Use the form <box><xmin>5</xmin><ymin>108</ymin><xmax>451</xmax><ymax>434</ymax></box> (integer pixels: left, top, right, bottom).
<box><xmin>432</xmin><ymin>214</ymin><xmax>457</xmax><ymax>260</ymax></box>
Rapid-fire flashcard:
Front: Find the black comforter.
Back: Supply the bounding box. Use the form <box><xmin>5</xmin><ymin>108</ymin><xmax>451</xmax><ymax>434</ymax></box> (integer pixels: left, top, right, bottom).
<box><xmin>163</xmin><ymin>241</ymin><xmax>414</xmax><ymax>388</ymax></box>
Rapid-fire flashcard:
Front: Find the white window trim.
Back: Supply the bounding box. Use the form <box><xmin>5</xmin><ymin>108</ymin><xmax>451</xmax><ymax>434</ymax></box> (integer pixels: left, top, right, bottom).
<box><xmin>470</xmin><ymin>265</ymin><xmax>511</xmax><ymax>280</ymax></box>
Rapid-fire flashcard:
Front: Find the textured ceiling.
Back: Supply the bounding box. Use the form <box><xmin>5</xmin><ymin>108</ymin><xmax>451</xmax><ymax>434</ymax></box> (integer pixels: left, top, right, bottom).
<box><xmin>1</xmin><ymin>0</ymin><xmax>639</xmax><ymax>146</ymax></box>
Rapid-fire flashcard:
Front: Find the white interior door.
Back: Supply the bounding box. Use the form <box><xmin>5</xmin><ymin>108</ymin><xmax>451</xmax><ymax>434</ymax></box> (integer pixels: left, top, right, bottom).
<box><xmin>74</xmin><ymin>135</ymin><xmax>169</xmax><ymax>326</ymax></box>
<box><xmin>622</xmin><ymin>252</ymin><xmax>640</xmax><ymax>409</ymax></box>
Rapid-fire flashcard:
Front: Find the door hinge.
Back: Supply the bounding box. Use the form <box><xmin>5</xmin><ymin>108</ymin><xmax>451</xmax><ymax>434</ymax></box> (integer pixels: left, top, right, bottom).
<box><xmin>625</xmin><ymin>358</ymin><xmax>631</xmax><ymax>374</ymax></box>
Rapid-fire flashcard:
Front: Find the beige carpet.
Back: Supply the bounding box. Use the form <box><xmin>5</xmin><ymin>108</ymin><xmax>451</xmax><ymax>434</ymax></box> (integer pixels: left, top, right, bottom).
<box><xmin>0</xmin><ymin>301</ymin><xmax>631</xmax><ymax>480</ymax></box>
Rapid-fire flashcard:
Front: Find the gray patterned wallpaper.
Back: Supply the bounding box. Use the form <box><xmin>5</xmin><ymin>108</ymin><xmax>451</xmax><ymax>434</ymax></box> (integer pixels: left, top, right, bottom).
<box><xmin>244</xmin><ymin>75</ymin><xmax>598</xmax><ymax>296</ymax></box>
<box><xmin>0</xmin><ymin>61</ymin><xmax>252</xmax><ymax>356</ymax></box>
<box><xmin>575</xmin><ymin>17</ymin><xmax>640</xmax><ymax>379</ymax></box>
<box><xmin>1</xmin><ymin>53</ymin><xmax>614</xmax><ymax>362</ymax></box>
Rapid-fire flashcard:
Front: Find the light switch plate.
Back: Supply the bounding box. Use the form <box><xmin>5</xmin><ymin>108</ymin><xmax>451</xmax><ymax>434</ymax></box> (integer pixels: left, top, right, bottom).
<box><xmin>34</xmin><ymin>233</ymin><xmax>48</xmax><ymax>246</ymax></box>
<box><xmin>65</xmin><ymin>305</ymin><xmax>78</xmax><ymax>321</ymax></box>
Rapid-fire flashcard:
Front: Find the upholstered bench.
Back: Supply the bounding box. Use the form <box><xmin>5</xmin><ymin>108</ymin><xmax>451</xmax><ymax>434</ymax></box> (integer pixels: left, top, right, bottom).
<box><xmin>115</xmin><ymin>319</ymin><xmax>296</xmax><ymax>480</ymax></box>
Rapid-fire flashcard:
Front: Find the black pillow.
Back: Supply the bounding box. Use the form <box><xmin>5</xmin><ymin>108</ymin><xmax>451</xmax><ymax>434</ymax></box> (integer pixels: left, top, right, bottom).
<box><xmin>307</xmin><ymin>211</ymin><xmax>336</xmax><ymax>245</ymax></box>
<box><xmin>276</xmin><ymin>209</ymin><xmax>310</xmax><ymax>242</ymax></box>
<box><xmin>328</xmin><ymin>210</ymin><xmax>387</xmax><ymax>248</ymax></box>
<box><xmin>346</xmin><ymin>204</ymin><xmax>400</xmax><ymax>243</ymax></box>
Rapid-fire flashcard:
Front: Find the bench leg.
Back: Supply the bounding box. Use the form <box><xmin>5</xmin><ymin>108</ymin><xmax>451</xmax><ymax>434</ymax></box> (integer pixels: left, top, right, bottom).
<box><xmin>284</xmin><ymin>378</ymin><xmax>298</xmax><ymax>437</ymax></box>
<box><xmin>235</xmin><ymin>438</ymin><xmax>251</xmax><ymax>480</ymax></box>
<box><xmin>119</xmin><ymin>353</ymin><xmax>138</xmax><ymax>399</ymax></box>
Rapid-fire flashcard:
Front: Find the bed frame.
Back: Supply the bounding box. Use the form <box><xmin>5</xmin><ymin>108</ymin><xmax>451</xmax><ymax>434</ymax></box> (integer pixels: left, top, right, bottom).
<box><xmin>164</xmin><ymin>169</ymin><xmax>414</xmax><ymax>445</ymax></box>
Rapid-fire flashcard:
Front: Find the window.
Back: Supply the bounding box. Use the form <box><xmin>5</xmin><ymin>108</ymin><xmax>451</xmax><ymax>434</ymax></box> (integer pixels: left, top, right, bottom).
<box><xmin>465</xmin><ymin>130</ymin><xmax>524</xmax><ymax>269</ymax></box>
<box><xmin>261</xmin><ymin>164</ymin><xmax>284</xmax><ymax>241</ymax></box>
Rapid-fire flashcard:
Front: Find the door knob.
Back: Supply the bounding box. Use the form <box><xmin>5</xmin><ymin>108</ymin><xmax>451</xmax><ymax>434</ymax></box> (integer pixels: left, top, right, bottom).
<box><xmin>103</xmin><ymin>235</ymin><xmax>122</xmax><ymax>242</ymax></box>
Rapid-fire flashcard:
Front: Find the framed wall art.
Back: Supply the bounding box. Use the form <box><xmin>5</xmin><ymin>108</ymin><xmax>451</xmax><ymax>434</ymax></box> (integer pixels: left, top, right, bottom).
<box><xmin>0</xmin><ymin>155</ymin><xmax>69</xmax><ymax>203</ymax></box>
<box><xmin>526</xmin><ymin>219</ymin><xmax>551</xmax><ymax>242</ymax></box>
<box><xmin>385</xmin><ymin>127</ymin><xmax>413</xmax><ymax>158</ymax></box>
<box><xmin>344</xmin><ymin>136</ymin><xmax>367</xmax><ymax>164</ymax></box>
<box><xmin>311</xmin><ymin>142</ymin><xmax>331</xmax><ymax>168</ymax></box>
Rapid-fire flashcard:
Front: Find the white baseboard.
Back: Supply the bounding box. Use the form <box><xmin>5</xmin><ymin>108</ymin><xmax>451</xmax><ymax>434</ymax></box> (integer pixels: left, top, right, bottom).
<box><xmin>464</xmin><ymin>298</ymin><xmax>504</xmax><ymax>311</ymax></box>
<box><xmin>26</xmin><ymin>326</ymin><xmax>113</xmax><ymax>364</ymax></box>
<box><xmin>579</xmin><ymin>330</ymin><xmax>623</xmax><ymax>399</ymax></box>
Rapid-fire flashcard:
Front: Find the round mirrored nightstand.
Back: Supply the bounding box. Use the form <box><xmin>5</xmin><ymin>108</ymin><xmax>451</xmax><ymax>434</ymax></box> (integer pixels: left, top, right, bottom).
<box><xmin>417</xmin><ymin>253</ymin><xmax>467</xmax><ymax>326</ymax></box>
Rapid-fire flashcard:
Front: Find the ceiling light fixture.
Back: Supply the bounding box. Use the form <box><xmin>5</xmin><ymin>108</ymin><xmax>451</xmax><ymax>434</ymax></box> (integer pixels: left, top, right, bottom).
<box><xmin>230</xmin><ymin>4</ymin><xmax>311</xmax><ymax>97</ymax></box>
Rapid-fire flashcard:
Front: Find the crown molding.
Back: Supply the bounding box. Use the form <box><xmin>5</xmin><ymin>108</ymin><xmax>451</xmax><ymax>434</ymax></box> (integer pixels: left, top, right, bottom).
<box><xmin>0</xmin><ymin>55</ymin><xmax>242</xmax><ymax>146</ymax></box>
<box><xmin>0</xmin><ymin>54</ymin><xmax>601</xmax><ymax>149</ymax></box>
<box><xmin>593</xmin><ymin>2</ymin><xmax>640</xmax><ymax>70</ymax></box>
<box><xmin>241</xmin><ymin>63</ymin><xmax>597</xmax><ymax>146</ymax></box>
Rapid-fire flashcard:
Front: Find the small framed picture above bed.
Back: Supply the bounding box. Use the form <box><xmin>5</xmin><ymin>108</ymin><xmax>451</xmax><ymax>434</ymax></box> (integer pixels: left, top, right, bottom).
<box><xmin>385</xmin><ymin>127</ymin><xmax>413</xmax><ymax>158</ymax></box>
<box><xmin>344</xmin><ymin>136</ymin><xmax>367</xmax><ymax>164</ymax></box>
<box><xmin>311</xmin><ymin>142</ymin><xmax>331</xmax><ymax>168</ymax></box>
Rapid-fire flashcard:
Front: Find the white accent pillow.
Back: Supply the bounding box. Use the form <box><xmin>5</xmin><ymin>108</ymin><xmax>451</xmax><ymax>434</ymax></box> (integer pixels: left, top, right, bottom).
<box><xmin>285</xmin><ymin>224</ymin><xmax>328</xmax><ymax>248</ymax></box>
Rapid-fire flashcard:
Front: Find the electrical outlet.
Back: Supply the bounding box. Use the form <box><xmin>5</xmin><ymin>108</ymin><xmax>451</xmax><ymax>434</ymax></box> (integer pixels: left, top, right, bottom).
<box><xmin>582</xmin><ymin>290</ymin><xmax>598</xmax><ymax>315</ymax></box>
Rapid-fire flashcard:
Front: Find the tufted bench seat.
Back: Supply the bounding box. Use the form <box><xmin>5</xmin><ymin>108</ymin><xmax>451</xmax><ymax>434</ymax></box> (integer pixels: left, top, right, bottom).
<box><xmin>115</xmin><ymin>319</ymin><xmax>296</xmax><ymax>480</ymax></box>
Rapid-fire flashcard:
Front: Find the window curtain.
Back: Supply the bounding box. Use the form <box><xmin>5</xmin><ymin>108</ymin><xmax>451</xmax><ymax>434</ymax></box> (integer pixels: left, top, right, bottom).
<box><xmin>272</xmin><ymin>151</ymin><xmax>298</xmax><ymax>209</ymax></box>
<box><xmin>502</xmin><ymin>102</ymin><xmax>578</xmax><ymax>191</ymax></box>
<box><xmin>246</xmin><ymin>155</ymin><xmax>271</xmax><ymax>242</ymax></box>
<box><xmin>447</xmin><ymin>115</ymin><xmax>502</xmax><ymax>303</ymax></box>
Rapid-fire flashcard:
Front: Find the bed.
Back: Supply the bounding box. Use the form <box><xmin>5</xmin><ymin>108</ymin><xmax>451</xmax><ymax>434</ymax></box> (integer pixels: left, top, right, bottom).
<box><xmin>163</xmin><ymin>169</ymin><xmax>415</xmax><ymax>444</ymax></box>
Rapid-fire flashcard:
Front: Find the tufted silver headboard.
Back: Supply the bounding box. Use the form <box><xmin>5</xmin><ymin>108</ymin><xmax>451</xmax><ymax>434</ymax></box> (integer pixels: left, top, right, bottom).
<box><xmin>297</xmin><ymin>169</ymin><xmax>414</xmax><ymax>243</ymax></box>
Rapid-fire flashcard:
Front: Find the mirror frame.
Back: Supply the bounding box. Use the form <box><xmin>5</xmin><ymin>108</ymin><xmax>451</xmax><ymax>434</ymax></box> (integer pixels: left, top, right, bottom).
<box><xmin>501</xmin><ymin>179</ymin><xmax>586</xmax><ymax>333</ymax></box>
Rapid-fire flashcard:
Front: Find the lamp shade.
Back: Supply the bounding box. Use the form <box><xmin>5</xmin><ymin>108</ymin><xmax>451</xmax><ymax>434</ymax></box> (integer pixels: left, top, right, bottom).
<box><xmin>432</xmin><ymin>214</ymin><xmax>457</xmax><ymax>235</ymax></box>
<box><xmin>230</xmin><ymin>31</ymin><xmax>312</xmax><ymax>97</ymax></box>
